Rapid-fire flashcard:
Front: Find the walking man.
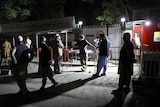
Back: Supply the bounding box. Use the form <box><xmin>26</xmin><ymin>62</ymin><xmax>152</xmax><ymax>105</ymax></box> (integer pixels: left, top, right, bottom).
<box><xmin>39</xmin><ymin>36</ymin><xmax>58</xmax><ymax>92</ymax></box>
<box><xmin>12</xmin><ymin>35</ymin><xmax>29</xmax><ymax>96</ymax></box>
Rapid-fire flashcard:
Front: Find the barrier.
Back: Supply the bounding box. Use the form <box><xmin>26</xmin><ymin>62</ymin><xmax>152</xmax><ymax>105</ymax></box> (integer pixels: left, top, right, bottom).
<box><xmin>141</xmin><ymin>52</ymin><xmax>160</xmax><ymax>80</ymax></box>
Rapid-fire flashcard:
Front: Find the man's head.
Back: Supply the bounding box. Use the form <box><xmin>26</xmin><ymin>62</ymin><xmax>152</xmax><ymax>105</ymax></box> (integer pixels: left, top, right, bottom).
<box><xmin>123</xmin><ymin>32</ymin><xmax>130</xmax><ymax>41</ymax></box>
<box><xmin>56</xmin><ymin>33</ymin><xmax>61</xmax><ymax>41</ymax></box>
<box><xmin>99</xmin><ymin>33</ymin><xmax>105</xmax><ymax>39</ymax></box>
<box><xmin>18</xmin><ymin>35</ymin><xmax>23</xmax><ymax>42</ymax></box>
<box><xmin>42</xmin><ymin>36</ymin><xmax>46</xmax><ymax>42</ymax></box>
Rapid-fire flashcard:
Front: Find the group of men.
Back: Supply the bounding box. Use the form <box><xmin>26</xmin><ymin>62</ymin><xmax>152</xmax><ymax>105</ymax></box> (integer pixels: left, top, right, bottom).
<box><xmin>72</xmin><ymin>32</ymin><xmax>136</xmax><ymax>94</ymax></box>
<box><xmin>72</xmin><ymin>34</ymin><xmax>111</xmax><ymax>77</ymax></box>
<box><xmin>1</xmin><ymin>32</ymin><xmax>135</xmax><ymax>96</ymax></box>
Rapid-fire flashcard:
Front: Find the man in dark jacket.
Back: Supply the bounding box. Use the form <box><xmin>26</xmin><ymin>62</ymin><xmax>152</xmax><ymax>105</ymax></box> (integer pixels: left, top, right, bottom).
<box><xmin>12</xmin><ymin>35</ymin><xmax>29</xmax><ymax>96</ymax></box>
<box><xmin>74</xmin><ymin>35</ymin><xmax>96</xmax><ymax>72</ymax></box>
<box><xmin>39</xmin><ymin>36</ymin><xmax>58</xmax><ymax>91</ymax></box>
<box><xmin>93</xmin><ymin>33</ymin><xmax>110</xmax><ymax>77</ymax></box>
<box><xmin>112</xmin><ymin>32</ymin><xmax>135</xmax><ymax>94</ymax></box>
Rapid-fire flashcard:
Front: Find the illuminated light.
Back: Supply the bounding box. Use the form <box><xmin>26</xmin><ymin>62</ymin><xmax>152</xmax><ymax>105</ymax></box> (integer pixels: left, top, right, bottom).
<box><xmin>78</xmin><ymin>21</ymin><xmax>83</xmax><ymax>25</ymax></box>
<box><xmin>121</xmin><ymin>17</ymin><xmax>126</xmax><ymax>23</ymax></box>
<box><xmin>145</xmin><ymin>21</ymin><xmax>151</xmax><ymax>26</ymax></box>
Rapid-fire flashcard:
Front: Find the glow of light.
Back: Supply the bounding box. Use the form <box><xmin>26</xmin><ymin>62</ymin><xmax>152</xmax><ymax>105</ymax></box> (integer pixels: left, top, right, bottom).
<box><xmin>145</xmin><ymin>21</ymin><xmax>151</xmax><ymax>26</ymax></box>
<box><xmin>121</xmin><ymin>17</ymin><xmax>126</xmax><ymax>23</ymax></box>
<box><xmin>78</xmin><ymin>21</ymin><xmax>83</xmax><ymax>25</ymax></box>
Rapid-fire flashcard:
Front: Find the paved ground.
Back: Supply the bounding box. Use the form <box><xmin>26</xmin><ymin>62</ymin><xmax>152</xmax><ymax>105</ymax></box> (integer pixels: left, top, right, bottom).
<box><xmin>0</xmin><ymin>58</ymin><xmax>140</xmax><ymax>107</ymax></box>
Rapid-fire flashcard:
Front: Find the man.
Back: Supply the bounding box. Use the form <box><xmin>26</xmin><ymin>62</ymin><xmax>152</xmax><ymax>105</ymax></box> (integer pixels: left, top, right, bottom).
<box><xmin>73</xmin><ymin>35</ymin><xmax>96</xmax><ymax>72</ymax></box>
<box><xmin>1</xmin><ymin>39</ymin><xmax>11</xmax><ymax>65</ymax></box>
<box><xmin>53</xmin><ymin>34</ymin><xmax>64</xmax><ymax>74</ymax></box>
<box><xmin>12</xmin><ymin>35</ymin><xmax>29</xmax><ymax>96</ymax></box>
<box><xmin>112</xmin><ymin>32</ymin><xmax>135</xmax><ymax>94</ymax></box>
<box><xmin>93</xmin><ymin>33</ymin><xmax>110</xmax><ymax>77</ymax></box>
<box><xmin>39</xmin><ymin>36</ymin><xmax>58</xmax><ymax>91</ymax></box>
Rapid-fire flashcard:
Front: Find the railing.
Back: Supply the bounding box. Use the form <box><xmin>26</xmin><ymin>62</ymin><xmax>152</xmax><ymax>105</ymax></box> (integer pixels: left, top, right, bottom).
<box><xmin>107</xmin><ymin>47</ymin><xmax>120</xmax><ymax>67</ymax></box>
<box><xmin>141</xmin><ymin>51</ymin><xmax>160</xmax><ymax>80</ymax></box>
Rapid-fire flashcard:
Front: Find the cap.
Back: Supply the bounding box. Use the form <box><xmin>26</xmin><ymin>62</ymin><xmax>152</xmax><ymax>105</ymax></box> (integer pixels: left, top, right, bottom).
<box><xmin>56</xmin><ymin>33</ymin><xmax>60</xmax><ymax>37</ymax></box>
<box><xmin>18</xmin><ymin>35</ymin><xmax>23</xmax><ymax>42</ymax></box>
<box><xmin>42</xmin><ymin>36</ymin><xmax>46</xmax><ymax>42</ymax></box>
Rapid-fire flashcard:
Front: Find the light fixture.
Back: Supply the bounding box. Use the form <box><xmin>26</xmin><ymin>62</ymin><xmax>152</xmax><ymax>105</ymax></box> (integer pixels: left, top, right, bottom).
<box><xmin>145</xmin><ymin>21</ymin><xmax>151</xmax><ymax>26</ymax></box>
<box><xmin>121</xmin><ymin>17</ymin><xmax>126</xmax><ymax>23</ymax></box>
<box><xmin>78</xmin><ymin>21</ymin><xmax>83</xmax><ymax>26</ymax></box>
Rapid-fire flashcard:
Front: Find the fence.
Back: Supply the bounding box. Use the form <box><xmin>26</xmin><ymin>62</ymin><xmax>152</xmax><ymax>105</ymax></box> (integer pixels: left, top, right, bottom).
<box><xmin>107</xmin><ymin>47</ymin><xmax>120</xmax><ymax>67</ymax></box>
<box><xmin>141</xmin><ymin>51</ymin><xmax>160</xmax><ymax>80</ymax></box>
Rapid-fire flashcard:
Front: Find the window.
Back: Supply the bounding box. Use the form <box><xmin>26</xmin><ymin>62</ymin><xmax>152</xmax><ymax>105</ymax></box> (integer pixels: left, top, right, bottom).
<box><xmin>153</xmin><ymin>31</ymin><xmax>160</xmax><ymax>42</ymax></box>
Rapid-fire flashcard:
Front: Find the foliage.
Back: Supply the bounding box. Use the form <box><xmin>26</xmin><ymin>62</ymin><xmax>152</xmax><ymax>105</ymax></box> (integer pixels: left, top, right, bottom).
<box><xmin>83</xmin><ymin>0</ymin><xmax>160</xmax><ymax>25</ymax></box>
<box><xmin>2</xmin><ymin>0</ymin><xmax>32</xmax><ymax>22</ymax></box>
<box><xmin>82</xmin><ymin>0</ymin><xmax>130</xmax><ymax>25</ymax></box>
<box><xmin>0</xmin><ymin>0</ymin><xmax>65</xmax><ymax>23</ymax></box>
<box><xmin>97</xmin><ymin>0</ymin><xmax>132</xmax><ymax>25</ymax></box>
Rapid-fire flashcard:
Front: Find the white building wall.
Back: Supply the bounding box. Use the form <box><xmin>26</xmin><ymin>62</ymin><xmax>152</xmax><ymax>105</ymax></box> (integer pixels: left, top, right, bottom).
<box><xmin>108</xmin><ymin>26</ymin><xmax>122</xmax><ymax>59</ymax></box>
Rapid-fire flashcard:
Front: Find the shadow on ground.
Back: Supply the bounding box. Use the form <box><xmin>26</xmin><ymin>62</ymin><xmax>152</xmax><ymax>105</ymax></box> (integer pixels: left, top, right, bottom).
<box><xmin>0</xmin><ymin>76</ymin><xmax>104</xmax><ymax>107</ymax></box>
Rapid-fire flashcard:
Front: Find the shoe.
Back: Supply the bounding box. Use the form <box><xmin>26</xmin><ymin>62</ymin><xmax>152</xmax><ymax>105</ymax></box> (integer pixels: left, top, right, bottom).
<box><xmin>111</xmin><ymin>88</ymin><xmax>122</xmax><ymax>94</ymax></box>
<box><xmin>17</xmin><ymin>90</ymin><xmax>29</xmax><ymax>96</ymax></box>
<box><xmin>92</xmin><ymin>74</ymin><xmax>99</xmax><ymax>77</ymax></box>
<box><xmin>54</xmin><ymin>72</ymin><xmax>61</xmax><ymax>74</ymax></box>
<box><xmin>101</xmin><ymin>73</ymin><xmax>106</xmax><ymax>76</ymax></box>
<box><xmin>39</xmin><ymin>87</ymin><xmax>45</xmax><ymax>93</ymax></box>
<box><xmin>81</xmin><ymin>68</ymin><xmax>86</xmax><ymax>72</ymax></box>
<box><xmin>54</xmin><ymin>81</ymin><xmax>58</xmax><ymax>86</ymax></box>
<box><xmin>52</xmin><ymin>82</ymin><xmax>58</xmax><ymax>87</ymax></box>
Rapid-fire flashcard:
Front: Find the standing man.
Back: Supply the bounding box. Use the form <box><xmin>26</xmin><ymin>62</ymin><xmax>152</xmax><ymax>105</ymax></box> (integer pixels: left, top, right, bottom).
<box><xmin>53</xmin><ymin>33</ymin><xmax>64</xmax><ymax>74</ymax></box>
<box><xmin>12</xmin><ymin>35</ymin><xmax>29</xmax><ymax>96</ymax></box>
<box><xmin>1</xmin><ymin>39</ymin><xmax>11</xmax><ymax>65</ymax></box>
<box><xmin>39</xmin><ymin>36</ymin><xmax>58</xmax><ymax>92</ymax></box>
<box><xmin>93</xmin><ymin>33</ymin><xmax>110</xmax><ymax>77</ymax></box>
<box><xmin>73</xmin><ymin>35</ymin><xmax>96</xmax><ymax>72</ymax></box>
<box><xmin>112</xmin><ymin>32</ymin><xmax>135</xmax><ymax>94</ymax></box>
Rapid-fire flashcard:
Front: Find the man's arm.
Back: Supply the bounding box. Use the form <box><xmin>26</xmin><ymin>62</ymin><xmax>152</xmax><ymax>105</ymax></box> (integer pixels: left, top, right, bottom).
<box><xmin>12</xmin><ymin>47</ymin><xmax>17</xmax><ymax>64</ymax></box>
<box><xmin>86</xmin><ymin>40</ymin><xmax>96</xmax><ymax>48</ymax></box>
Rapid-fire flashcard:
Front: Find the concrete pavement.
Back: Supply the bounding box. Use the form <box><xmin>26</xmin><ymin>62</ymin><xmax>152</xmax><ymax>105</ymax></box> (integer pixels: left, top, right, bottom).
<box><xmin>0</xmin><ymin>59</ymin><xmax>140</xmax><ymax>107</ymax></box>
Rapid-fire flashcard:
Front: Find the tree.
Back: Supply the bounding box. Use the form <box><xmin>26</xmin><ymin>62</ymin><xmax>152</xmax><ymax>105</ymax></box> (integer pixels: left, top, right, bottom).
<box><xmin>96</xmin><ymin>0</ymin><xmax>133</xmax><ymax>25</ymax></box>
<box><xmin>1</xmin><ymin>0</ymin><xmax>32</xmax><ymax>23</ymax></box>
<box><xmin>0</xmin><ymin>0</ymin><xmax>66</xmax><ymax>23</ymax></box>
<box><xmin>82</xmin><ymin>0</ymin><xmax>130</xmax><ymax>25</ymax></box>
<box><xmin>82</xmin><ymin>0</ymin><xmax>160</xmax><ymax>25</ymax></box>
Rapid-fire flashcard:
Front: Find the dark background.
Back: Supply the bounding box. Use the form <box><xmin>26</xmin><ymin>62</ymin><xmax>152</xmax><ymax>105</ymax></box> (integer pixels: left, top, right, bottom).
<box><xmin>64</xmin><ymin>0</ymin><xmax>102</xmax><ymax>25</ymax></box>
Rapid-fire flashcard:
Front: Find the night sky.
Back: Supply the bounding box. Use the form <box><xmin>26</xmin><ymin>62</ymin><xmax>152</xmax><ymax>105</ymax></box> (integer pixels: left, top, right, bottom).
<box><xmin>64</xmin><ymin>0</ymin><xmax>102</xmax><ymax>25</ymax></box>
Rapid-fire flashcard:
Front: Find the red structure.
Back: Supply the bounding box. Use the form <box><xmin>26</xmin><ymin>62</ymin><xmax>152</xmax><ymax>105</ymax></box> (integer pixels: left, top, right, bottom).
<box><xmin>132</xmin><ymin>20</ymin><xmax>160</xmax><ymax>52</ymax></box>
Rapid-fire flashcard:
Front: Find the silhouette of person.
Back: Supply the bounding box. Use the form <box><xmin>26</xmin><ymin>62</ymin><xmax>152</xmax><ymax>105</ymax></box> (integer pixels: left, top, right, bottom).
<box><xmin>112</xmin><ymin>32</ymin><xmax>135</xmax><ymax>94</ymax></box>
<box><xmin>53</xmin><ymin>33</ymin><xmax>64</xmax><ymax>74</ymax></box>
<box><xmin>39</xmin><ymin>36</ymin><xmax>58</xmax><ymax>92</ymax></box>
<box><xmin>1</xmin><ymin>39</ymin><xmax>11</xmax><ymax>65</ymax></box>
<box><xmin>11</xmin><ymin>35</ymin><xmax>29</xmax><ymax>96</ymax></box>
<box><xmin>93</xmin><ymin>33</ymin><xmax>110</xmax><ymax>77</ymax></box>
<box><xmin>73</xmin><ymin>35</ymin><xmax>96</xmax><ymax>72</ymax></box>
